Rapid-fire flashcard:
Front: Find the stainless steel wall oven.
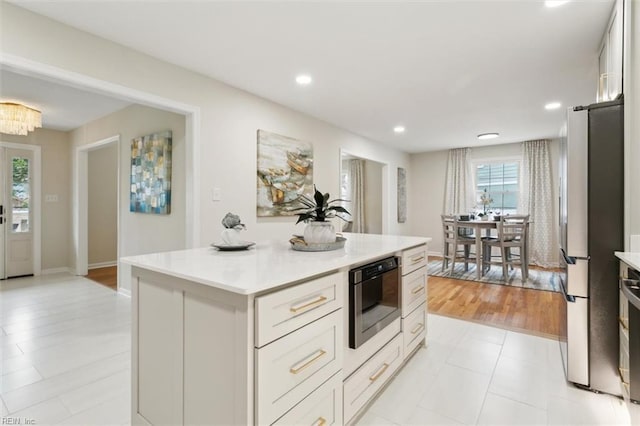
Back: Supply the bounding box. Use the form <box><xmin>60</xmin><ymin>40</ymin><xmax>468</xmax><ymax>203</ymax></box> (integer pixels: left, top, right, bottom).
<box><xmin>349</xmin><ymin>256</ymin><xmax>401</xmax><ymax>349</ymax></box>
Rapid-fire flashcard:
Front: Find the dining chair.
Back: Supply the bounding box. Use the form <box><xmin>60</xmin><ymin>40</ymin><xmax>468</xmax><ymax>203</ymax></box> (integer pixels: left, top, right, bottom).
<box><xmin>441</xmin><ymin>214</ymin><xmax>477</xmax><ymax>274</ymax></box>
<box><xmin>482</xmin><ymin>214</ymin><xmax>530</xmax><ymax>280</ymax></box>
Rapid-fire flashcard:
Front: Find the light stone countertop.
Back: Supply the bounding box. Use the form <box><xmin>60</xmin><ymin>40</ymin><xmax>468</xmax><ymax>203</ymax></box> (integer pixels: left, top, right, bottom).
<box><xmin>121</xmin><ymin>233</ymin><xmax>431</xmax><ymax>295</ymax></box>
<box><xmin>615</xmin><ymin>251</ymin><xmax>640</xmax><ymax>272</ymax></box>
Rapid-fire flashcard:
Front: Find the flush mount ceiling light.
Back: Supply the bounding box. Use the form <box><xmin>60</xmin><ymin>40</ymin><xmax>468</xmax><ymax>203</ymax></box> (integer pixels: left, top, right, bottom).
<box><xmin>0</xmin><ymin>102</ymin><xmax>42</xmax><ymax>136</ymax></box>
<box><xmin>545</xmin><ymin>102</ymin><xmax>562</xmax><ymax>110</ymax></box>
<box><xmin>393</xmin><ymin>126</ymin><xmax>406</xmax><ymax>134</ymax></box>
<box><xmin>295</xmin><ymin>74</ymin><xmax>312</xmax><ymax>85</ymax></box>
<box><xmin>477</xmin><ymin>133</ymin><xmax>499</xmax><ymax>140</ymax></box>
<box><xmin>545</xmin><ymin>1</ymin><xmax>569</xmax><ymax>7</ymax></box>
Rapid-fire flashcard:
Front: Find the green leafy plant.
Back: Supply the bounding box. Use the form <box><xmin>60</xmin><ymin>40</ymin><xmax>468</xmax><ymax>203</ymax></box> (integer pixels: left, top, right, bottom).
<box><xmin>294</xmin><ymin>185</ymin><xmax>351</xmax><ymax>224</ymax></box>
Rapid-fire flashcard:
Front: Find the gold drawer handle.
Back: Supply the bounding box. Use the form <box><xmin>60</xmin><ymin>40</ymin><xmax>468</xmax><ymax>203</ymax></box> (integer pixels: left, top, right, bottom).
<box><xmin>411</xmin><ymin>285</ymin><xmax>423</xmax><ymax>294</ymax></box>
<box><xmin>290</xmin><ymin>296</ymin><xmax>328</xmax><ymax>314</ymax></box>
<box><xmin>411</xmin><ymin>323</ymin><xmax>425</xmax><ymax>335</ymax></box>
<box><xmin>410</xmin><ymin>255</ymin><xmax>425</xmax><ymax>263</ymax></box>
<box><xmin>315</xmin><ymin>417</ymin><xmax>327</xmax><ymax>426</ymax></box>
<box><xmin>369</xmin><ymin>362</ymin><xmax>389</xmax><ymax>382</ymax></box>
<box><xmin>290</xmin><ymin>349</ymin><xmax>327</xmax><ymax>374</ymax></box>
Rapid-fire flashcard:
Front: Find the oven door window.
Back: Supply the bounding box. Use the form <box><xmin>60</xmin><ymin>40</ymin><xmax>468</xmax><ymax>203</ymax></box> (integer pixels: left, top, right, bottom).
<box><xmin>361</xmin><ymin>271</ymin><xmax>400</xmax><ymax>333</ymax></box>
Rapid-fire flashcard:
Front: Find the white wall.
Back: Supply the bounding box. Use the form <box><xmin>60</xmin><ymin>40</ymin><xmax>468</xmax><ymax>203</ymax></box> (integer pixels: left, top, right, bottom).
<box><xmin>409</xmin><ymin>140</ymin><xmax>560</xmax><ymax>264</ymax></box>
<box><xmin>1</xmin><ymin>128</ymin><xmax>70</xmax><ymax>271</ymax></box>
<box><xmin>0</xmin><ymin>4</ymin><xmax>412</xmax><ymax>251</ymax></box>
<box><xmin>87</xmin><ymin>143</ymin><xmax>117</xmax><ymax>266</ymax></box>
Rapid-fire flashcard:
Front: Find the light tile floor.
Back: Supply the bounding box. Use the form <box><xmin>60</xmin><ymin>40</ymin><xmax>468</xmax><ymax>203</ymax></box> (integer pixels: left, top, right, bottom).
<box><xmin>358</xmin><ymin>315</ymin><xmax>640</xmax><ymax>426</ymax></box>
<box><xmin>1</xmin><ymin>274</ymin><xmax>639</xmax><ymax>425</ymax></box>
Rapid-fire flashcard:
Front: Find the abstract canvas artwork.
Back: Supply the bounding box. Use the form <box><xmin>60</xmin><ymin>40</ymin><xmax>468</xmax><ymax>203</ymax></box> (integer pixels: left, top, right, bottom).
<box><xmin>257</xmin><ymin>129</ymin><xmax>313</xmax><ymax>217</ymax></box>
<box><xmin>130</xmin><ymin>130</ymin><xmax>172</xmax><ymax>214</ymax></box>
<box><xmin>397</xmin><ymin>167</ymin><xmax>407</xmax><ymax>223</ymax></box>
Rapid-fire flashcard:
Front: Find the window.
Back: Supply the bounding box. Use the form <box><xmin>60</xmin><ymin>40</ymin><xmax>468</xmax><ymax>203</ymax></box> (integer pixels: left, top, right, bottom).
<box><xmin>11</xmin><ymin>156</ymin><xmax>30</xmax><ymax>232</ymax></box>
<box><xmin>474</xmin><ymin>161</ymin><xmax>519</xmax><ymax>215</ymax></box>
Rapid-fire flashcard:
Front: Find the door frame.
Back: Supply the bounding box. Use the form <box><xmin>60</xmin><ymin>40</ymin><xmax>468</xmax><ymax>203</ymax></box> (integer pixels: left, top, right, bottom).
<box><xmin>339</xmin><ymin>149</ymin><xmax>390</xmax><ymax>234</ymax></box>
<box><xmin>75</xmin><ymin>135</ymin><xmax>120</xmax><ymax>278</ymax></box>
<box><xmin>0</xmin><ymin>141</ymin><xmax>42</xmax><ymax>277</ymax></box>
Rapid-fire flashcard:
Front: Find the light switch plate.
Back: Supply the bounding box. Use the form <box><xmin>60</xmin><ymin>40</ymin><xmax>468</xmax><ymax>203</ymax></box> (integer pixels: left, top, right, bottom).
<box><xmin>212</xmin><ymin>188</ymin><xmax>221</xmax><ymax>201</ymax></box>
<box><xmin>45</xmin><ymin>194</ymin><xmax>59</xmax><ymax>203</ymax></box>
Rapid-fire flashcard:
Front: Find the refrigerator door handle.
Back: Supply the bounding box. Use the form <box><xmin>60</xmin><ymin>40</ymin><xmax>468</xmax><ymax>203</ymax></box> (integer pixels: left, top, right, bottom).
<box><xmin>559</xmin><ymin>276</ymin><xmax>576</xmax><ymax>303</ymax></box>
<box><xmin>561</xmin><ymin>248</ymin><xmax>590</xmax><ymax>264</ymax></box>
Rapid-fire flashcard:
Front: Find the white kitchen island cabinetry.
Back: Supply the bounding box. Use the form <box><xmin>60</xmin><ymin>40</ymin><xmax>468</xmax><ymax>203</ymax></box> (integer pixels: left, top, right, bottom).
<box><xmin>122</xmin><ymin>233</ymin><xmax>431</xmax><ymax>425</ymax></box>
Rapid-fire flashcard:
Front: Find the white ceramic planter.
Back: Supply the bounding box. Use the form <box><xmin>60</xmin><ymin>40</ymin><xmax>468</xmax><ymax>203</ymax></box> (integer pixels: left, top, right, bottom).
<box><xmin>304</xmin><ymin>221</ymin><xmax>336</xmax><ymax>244</ymax></box>
<box><xmin>221</xmin><ymin>228</ymin><xmax>242</xmax><ymax>245</ymax></box>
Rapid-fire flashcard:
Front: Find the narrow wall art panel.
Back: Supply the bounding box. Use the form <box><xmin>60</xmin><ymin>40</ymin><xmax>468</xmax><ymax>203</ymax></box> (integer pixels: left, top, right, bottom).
<box><xmin>397</xmin><ymin>167</ymin><xmax>407</xmax><ymax>223</ymax></box>
<box><xmin>257</xmin><ymin>129</ymin><xmax>313</xmax><ymax>217</ymax></box>
<box><xmin>130</xmin><ymin>130</ymin><xmax>172</xmax><ymax>214</ymax></box>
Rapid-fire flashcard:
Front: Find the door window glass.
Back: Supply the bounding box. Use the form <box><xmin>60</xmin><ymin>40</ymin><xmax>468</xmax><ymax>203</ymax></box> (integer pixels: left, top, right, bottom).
<box><xmin>11</xmin><ymin>157</ymin><xmax>30</xmax><ymax>233</ymax></box>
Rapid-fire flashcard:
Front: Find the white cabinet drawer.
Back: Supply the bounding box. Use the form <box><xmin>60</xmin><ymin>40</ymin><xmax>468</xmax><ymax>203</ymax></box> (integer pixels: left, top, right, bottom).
<box><xmin>402</xmin><ymin>245</ymin><xmax>427</xmax><ymax>276</ymax></box>
<box><xmin>255</xmin><ymin>271</ymin><xmax>345</xmax><ymax>347</ymax></box>
<box><xmin>403</xmin><ymin>302</ymin><xmax>426</xmax><ymax>358</ymax></box>
<box><xmin>343</xmin><ymin>334</ymin><xmax>403</xmax><ymax>422</ymax></box>
<box><xmin>256</xmin><ymin>310</ymin><xmax>342</xmax><ymax>425</ymax></box>
<box><xmin>272</xmin><ymin>372</ymin><xmax>343</xmax><ymax>426</ymax></box>
<box><xmin>402</xmin><ymin>266</ymin><xmax>426</xmax><ymax>317</ymax></box>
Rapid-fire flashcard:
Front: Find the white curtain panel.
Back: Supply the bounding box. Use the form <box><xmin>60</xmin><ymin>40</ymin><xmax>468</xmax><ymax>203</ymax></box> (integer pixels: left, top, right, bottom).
<box><xmin>520</xmin><ymin>140</ymin><xmax>554</xmax><ymax>267</ymax></box>
<box><xmin>349</xmin><ymin>159</ymin><xmax>366</xmax><ymax>233</ymax></box>
<box><xmin>443</xmin><ymin>148</ymin><xmax>472</xmax><ymax>214</ymax></box>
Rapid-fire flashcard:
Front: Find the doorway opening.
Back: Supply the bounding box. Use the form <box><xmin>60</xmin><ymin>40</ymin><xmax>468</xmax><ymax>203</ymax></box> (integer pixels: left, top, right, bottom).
<box><xmin>340</xmin><ymin>151</ymin><xmax>388</xmax><ymax>234</ymax></box>
<box><xmin>0</xmin><ymin>142</ymin><xmax>41</xmax><ymax>279</ymax></box>
<box><xmin>78</xmin><ymin>136</ymin><xmax>119</xmax><ymax>291</ymax></box>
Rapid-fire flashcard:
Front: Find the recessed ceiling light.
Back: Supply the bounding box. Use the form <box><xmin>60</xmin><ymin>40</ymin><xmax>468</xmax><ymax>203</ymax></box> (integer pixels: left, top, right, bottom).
<box><xmin>295</xmin><ymin>74</ymin><xmax>312</xmax><ymax>85</ymax></box>
<box><xmin>393</xmin><ymin>126</ymin><xmax>405</xmax><ymax>134</ymax></box>
<box><xmin>545</xmin><ymin>1</ymin><xmax>569</xmax><ymax>8</ymax></box>
<box><xmin>545</xmin><ymin>102</ymin><xmax>562</xmax><ymax>110</ymax></box>
<box><xmin>477</xmin><ymin>133</ymin><xmax>499</xmax><ymax>140</ymax></box>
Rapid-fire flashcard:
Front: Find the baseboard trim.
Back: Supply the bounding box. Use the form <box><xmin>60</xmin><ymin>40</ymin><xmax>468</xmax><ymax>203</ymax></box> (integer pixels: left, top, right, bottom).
<box><xmin>88</xmin><ymin>261</ymin><xmax>117</xmax><ymax>269</ymax></box>
<box><xmin>118</xmin><ymin>288</ymin><xmax>131</xmax><ymax>298</ymax></box>
<box><xmin>41</xmin><ymin>267</ymin><xmax>71</xmax><ymax>275</ymax></box>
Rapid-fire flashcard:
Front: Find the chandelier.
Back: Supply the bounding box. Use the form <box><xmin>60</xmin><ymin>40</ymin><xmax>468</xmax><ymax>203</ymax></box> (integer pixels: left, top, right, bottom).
<box><xmin>0</xmin><ymin>102</ymin><xmax>42</xmax><ymax>136</ymax></box>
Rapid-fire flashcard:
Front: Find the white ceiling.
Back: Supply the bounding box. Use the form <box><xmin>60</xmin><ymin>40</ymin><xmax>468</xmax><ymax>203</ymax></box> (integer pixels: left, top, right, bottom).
<box><xmin>0</xmin><ymin>69</ymin><xmax>131</xmax><ymax>131</ymax></box>
<box><xmin>7</xmin><ymin>1</ymin><xmax>614</xmax><ymax>152</ymax></box>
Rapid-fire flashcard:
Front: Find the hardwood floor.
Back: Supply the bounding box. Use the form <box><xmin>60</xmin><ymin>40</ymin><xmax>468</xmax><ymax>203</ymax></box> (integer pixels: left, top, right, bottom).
<box><xmin>427</xmin><ymin>275</ymin><xmax>564</xmax><ymax>339</ymax></box>
<box><xmin>85</xmin><ymin>266</ymin><xmax>117</xmax><ymax>291</ymax></box>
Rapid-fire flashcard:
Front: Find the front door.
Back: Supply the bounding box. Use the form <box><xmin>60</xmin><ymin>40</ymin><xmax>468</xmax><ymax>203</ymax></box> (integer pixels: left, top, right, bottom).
<box><xmin>1</xmin><ymin>147</ymin><xmax>34</xmax><ymax>278</ymax></box>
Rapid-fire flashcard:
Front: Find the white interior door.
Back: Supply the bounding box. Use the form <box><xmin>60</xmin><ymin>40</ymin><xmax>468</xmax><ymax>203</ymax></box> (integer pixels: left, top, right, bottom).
<box><xmin>4</xmin><ymin>148</ymin><xmax>34</xmax><ymax>278</ymax></box>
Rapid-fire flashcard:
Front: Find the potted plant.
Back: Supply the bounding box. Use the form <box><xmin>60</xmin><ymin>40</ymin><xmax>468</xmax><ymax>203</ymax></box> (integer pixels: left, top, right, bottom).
<box><xmin>221</xmin><ymin>212</ymin><xmax>246</xmax><ymax>245</ymax></box>
<box><xmin>478</xmin><ymin>189</ymin><xmax>493</xmax><ymax>221</ymax></box>
<box><xmin>294</xmin><ymin>186</ymin><xmax>351</xmax><ymax>244</ymax></box>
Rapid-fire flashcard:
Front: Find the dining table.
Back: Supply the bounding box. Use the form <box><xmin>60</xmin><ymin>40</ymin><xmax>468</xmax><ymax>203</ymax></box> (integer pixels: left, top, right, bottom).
<box><xmin>456</xmin><ymin>219</ymin><xmax>530</xmax><ymax>280</ymax></box>
<box><xmin>459</xmin><ymin>219</ymin><xmax>499</xmax><ymax>279</ymax></box>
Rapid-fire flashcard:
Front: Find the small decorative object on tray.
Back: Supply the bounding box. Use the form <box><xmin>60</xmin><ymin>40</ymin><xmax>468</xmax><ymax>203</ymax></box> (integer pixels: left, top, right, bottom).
<box><xmin>293</xmin><ymin>185</ymin><xmax>351</xmax><ymax>245</ymax></box>
<box><xmin>289</xmin><ymin>236</ymin><xmax>347</xmax><ymax>252</ymax></box>
<box><xmin>213</xmin><ymin>212</ymin><xmax>255</xmax><ymax>251</ymax></box>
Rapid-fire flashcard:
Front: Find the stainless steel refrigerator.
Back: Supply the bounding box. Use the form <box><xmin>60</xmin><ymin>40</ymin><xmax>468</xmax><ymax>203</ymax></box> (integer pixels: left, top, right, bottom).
<box><xmin>559</xmin><ymin>97</ymin><xmax>624</xmax><ymax>396</ymax></box>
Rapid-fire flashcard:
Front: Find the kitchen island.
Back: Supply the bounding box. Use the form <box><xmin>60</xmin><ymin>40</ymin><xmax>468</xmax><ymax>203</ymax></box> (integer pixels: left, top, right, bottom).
<box><xmin>122</xmin><ymin>233</ymin><xmax>430</xmax><ymax>425</ymax></box>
